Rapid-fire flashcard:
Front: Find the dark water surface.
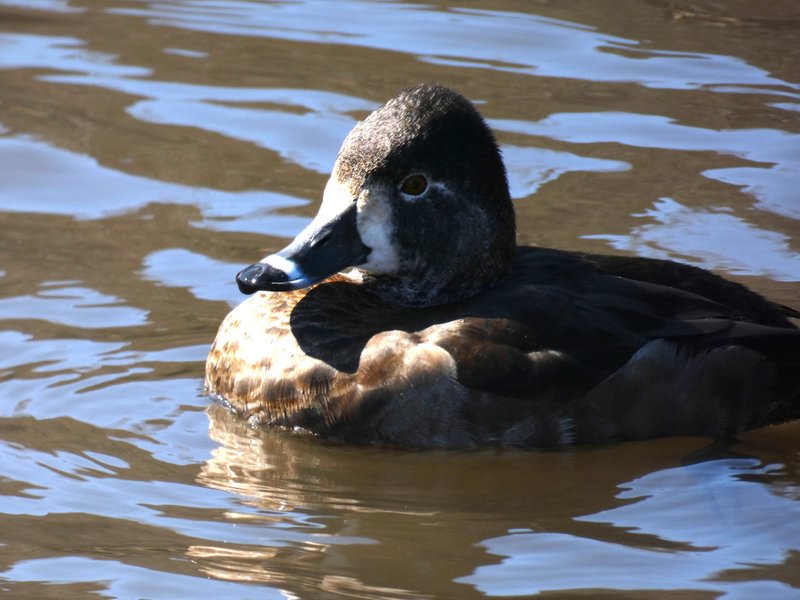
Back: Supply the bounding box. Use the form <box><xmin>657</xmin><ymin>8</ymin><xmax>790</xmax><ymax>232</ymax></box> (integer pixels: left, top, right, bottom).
<box><xmin>2</xmin><ymin>1</ymin><xmax>800</xmax><ymax>598</ymax></box>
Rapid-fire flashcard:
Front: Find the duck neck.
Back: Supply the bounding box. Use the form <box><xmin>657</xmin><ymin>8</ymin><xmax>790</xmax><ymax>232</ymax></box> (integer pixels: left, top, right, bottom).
<box><xmin>366</xmin><ymin>271</ymin><xmax>510</xmax><ymax>307</ymax></box>
<box><xmin>359</xmin><ymin>234</ymin><xmax>516</xmax><ymax>307</ymax></box>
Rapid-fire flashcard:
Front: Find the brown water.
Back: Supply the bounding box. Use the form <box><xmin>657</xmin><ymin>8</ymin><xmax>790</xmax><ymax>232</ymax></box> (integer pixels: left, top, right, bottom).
<box><xmin>1</xmin><ymin>1</ymin><xmax>800</xmax><ymax>598</ymax></box>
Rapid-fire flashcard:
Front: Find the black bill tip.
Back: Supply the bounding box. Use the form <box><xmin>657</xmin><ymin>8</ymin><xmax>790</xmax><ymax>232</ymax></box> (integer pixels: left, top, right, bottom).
<box><xmin>236</xmin><ymin>262</ymin><xmax>298</xmax><ymax>294</ymax></box>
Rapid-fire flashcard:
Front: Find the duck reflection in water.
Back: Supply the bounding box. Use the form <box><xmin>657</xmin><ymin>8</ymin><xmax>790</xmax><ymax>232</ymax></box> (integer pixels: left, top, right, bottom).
<box><xmin>205</xmin><ymin>84</ymin><xmax>800</xmax><ymax>448</ymax></box>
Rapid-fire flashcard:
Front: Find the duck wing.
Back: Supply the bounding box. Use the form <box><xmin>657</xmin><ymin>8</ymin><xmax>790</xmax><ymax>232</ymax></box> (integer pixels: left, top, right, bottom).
<box><xmin>407</xmin><ymin>248</ymin><xmax>800</xmax><ymax>445</ymax></box>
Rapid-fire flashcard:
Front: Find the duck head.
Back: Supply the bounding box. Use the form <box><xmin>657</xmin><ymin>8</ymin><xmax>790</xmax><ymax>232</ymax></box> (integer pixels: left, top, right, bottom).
<box><xmin>237</xmin><ymin>83</ymin><xmax>516</xmax><ymax>307</ymax></box>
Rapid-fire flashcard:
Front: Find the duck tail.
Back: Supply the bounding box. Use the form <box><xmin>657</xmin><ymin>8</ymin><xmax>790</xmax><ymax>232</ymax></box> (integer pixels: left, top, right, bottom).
<box><xmin>577</xmin><ymin>331</ymin><xmax>800</xmax><ymax>442</ymax></box>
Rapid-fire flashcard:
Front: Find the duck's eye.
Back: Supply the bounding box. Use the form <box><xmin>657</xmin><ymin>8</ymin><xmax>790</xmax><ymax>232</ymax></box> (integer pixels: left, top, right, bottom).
<box><xmin>400</xmin><ymin>174</ymin><xmax>428</xmax><ymax>196</ymax></box>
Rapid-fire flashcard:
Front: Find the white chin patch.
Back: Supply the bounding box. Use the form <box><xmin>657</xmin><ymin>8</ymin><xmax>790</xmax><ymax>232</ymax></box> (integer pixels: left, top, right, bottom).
<box><xmin>355</xmin><ymin>187</ymin><xmax>400</xmax><ymax>274</ymax></box>
<box><xmin>259</xmin><ymin>254</ymin><xmax>307</xmax><ymax>283</ymax></box>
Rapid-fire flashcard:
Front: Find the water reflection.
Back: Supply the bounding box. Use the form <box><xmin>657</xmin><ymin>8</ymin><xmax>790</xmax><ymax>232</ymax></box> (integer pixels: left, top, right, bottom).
<box><xmin>502</xmin><ymin>145</ymin><xmax>629</xmax><ymax>200</ymax></box>
<box><xmin>0</xmin><ymin>0</ymin><xmax>79</xmax><ymax>13</ymax></box>
<box><xmin>587</xmin><ymin>197</ymin><xmax>800</xmax><ymax>281</ymax></box>
<box><xmin>201</xmin><ymin>405</ymin><xmax>800</xmax><ymax>597</ymax></box>
<box><xmin>0</xmin><ymin>32</ymin><xmax>148</xmax><ymax>76</ymax></box>
<box><xmin>112</xmin><ymin>0</ymin><xmax>797</xmax><ymax>91</ymax></box>
<box><xmin>462</xmin><ymin>456</ymin><xmax>800</xmax><ymax>596</ymax></box>
<box><xmin>0</xmin><ymin>284</ymin><xmax>148</xmax><ymax>328</ymax></box>
<box><xmin>127</xmin><ymin>94</ymin><xmax>367</xmax><ymax>174</ymax></box>
<box><xmin>0</xmin><ymin>134</ymin><xmax>307</xmax><ymax>232</ymax></box>
<box><xmin>494</xmin><ymin>112</ymin><xmax>800</xmax><ymax>219</ymax></box>
<box><xmin>4</xmin><ymin>555</ymin><xmax>282</xmax><ymax>599</ymax></box>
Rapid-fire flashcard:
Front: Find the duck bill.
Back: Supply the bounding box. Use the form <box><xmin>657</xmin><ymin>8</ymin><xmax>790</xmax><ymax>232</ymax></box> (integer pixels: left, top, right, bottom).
<box><xmin>236</xmin><ymin>201</ymin><xmax>370</xmax><ymax>294</ymax></box>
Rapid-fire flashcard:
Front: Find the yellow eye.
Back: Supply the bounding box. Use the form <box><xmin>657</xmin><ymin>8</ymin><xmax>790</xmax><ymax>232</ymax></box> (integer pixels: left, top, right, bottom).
<box><xmin>400</xmin><ymin>174</ymin><xmax>428</xmax><ymax>196</ymax></box>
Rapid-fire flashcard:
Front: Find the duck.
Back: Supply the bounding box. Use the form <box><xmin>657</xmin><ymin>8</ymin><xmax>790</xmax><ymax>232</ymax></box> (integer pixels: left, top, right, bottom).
<box><xmin>205</xmin><ymin>83</ymin><xmax>800</xmax><ymax>448</ymax></box>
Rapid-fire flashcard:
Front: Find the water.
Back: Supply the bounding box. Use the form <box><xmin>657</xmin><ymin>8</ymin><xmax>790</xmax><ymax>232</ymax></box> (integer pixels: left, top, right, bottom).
<box><xmin>1</xmin><ymin>0</ymin><xmax>799</xmax><ymax>597</ymax></box>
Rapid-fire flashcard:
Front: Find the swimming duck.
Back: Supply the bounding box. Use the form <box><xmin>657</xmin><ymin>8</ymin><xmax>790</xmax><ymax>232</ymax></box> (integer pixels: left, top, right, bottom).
<box><xmin>206</xmin><ymin>83</ymin><xmax>800</xmax><ymax>448</ymax></box>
